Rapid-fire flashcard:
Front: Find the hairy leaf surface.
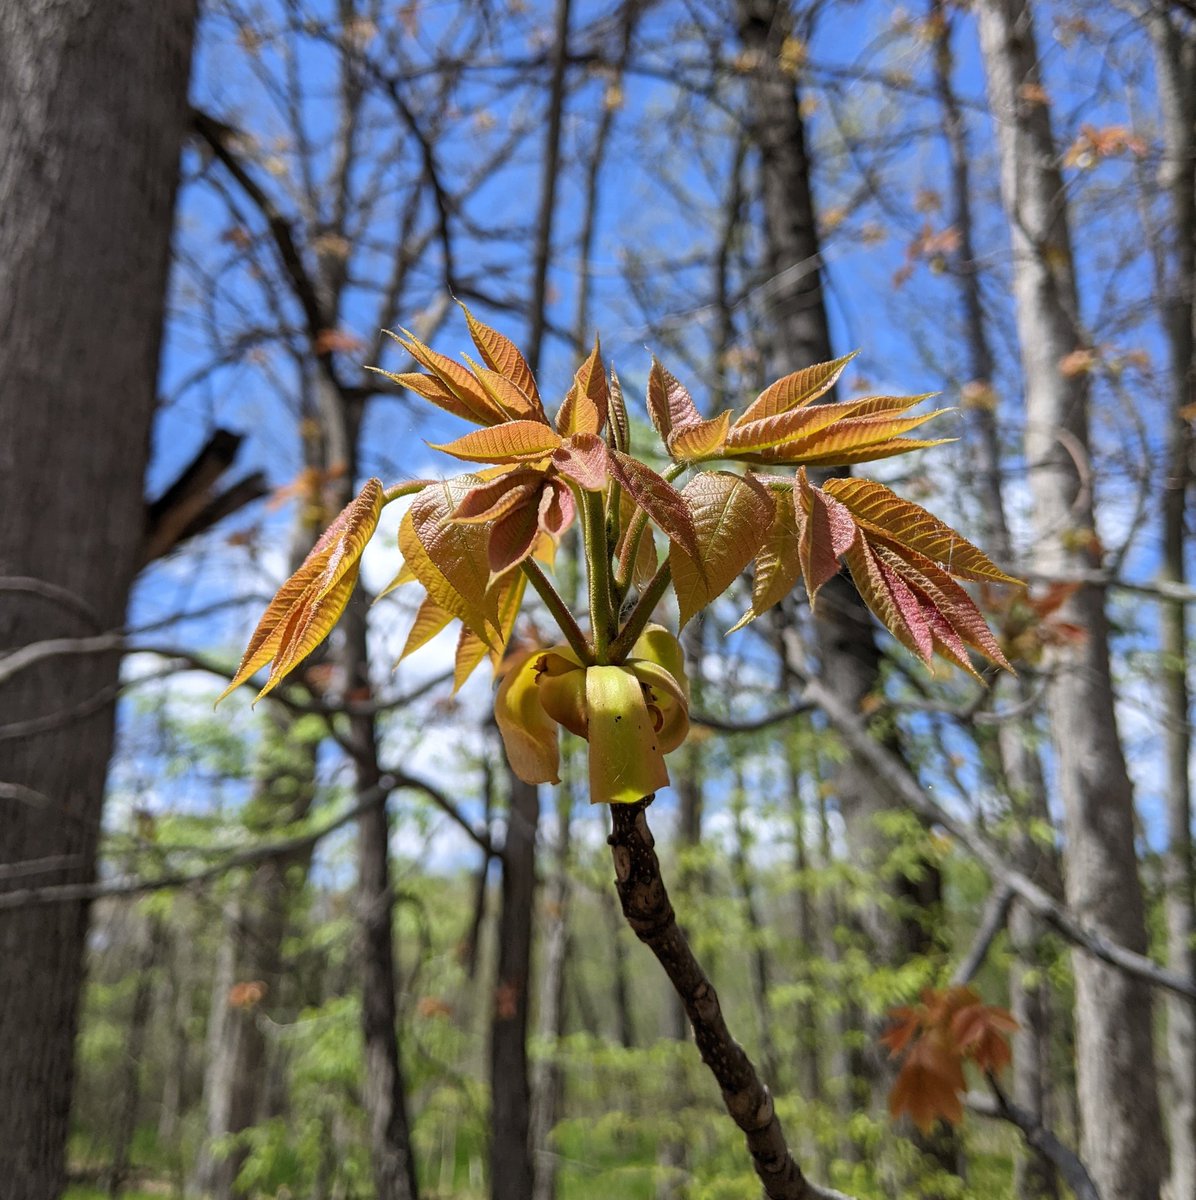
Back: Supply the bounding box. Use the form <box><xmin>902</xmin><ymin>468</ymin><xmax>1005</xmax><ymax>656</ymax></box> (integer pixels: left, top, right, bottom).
<box><xmin>670</xmin><ymin>471</ymin><xmax>774</xmax><ymax>628</ymax></box>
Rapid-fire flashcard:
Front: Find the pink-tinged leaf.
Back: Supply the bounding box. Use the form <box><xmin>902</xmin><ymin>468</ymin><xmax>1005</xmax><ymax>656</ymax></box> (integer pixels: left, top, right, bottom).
<box><xmin>791</xmin><ymin>437</ymin><xmax>954</xmax><ymax>467</ymax></box>
<box><xmin>430</xmin><ymin>420</ymin><xmax>561</xmax><ymax>464</ymax></box>
<box><xmin>469</xmin><ymin>363</ymin><xmax>542</xmax><ymax>422</ymax></box>
<box><xmin>876</xmin><ymin>551</ymin><xmax>935</xmax><ymax>662</ymax></box>
<box><xmin>647</xmin><ymin>358</ymin><xmax>702</xmax><ymax>442</ymax></box>
<box><xmin>460</xmin><ymin>304</ymin><xmax>542</xmax><ymax>414</ymax></box>
<box><xmin>385</xmin><ymin>328</ymin><xmax>503</xmax><ymax>425</ymax></box>
<box><xmin>843</xmin><ymin>536</ymin><xmax>933</xmax><ymax>664</ymax></box>
<box><xmin>729</xmin><ymin>484</ymin><xmax>803</xmax><ymax>632</ymax></box>
<box><xmin>737</xmin><ymin>351</ymin><xmax>858</xmax><ymax>424</ymax></box>
<box><xmin>824</xmin><ymin>477</ymin><xmax>1021</xmax><ymax>585</ymax></box>
<box><xmin>608</xmin><ymin>366</ymin><xmax>630</xmax><ymax>453</ymax></box>
<box><xmin>922</xmin><ymin>603</ymin><xmax>980</xmax><ymax>678</ymax></box>
<box><xmin>309</xmin><ymin>478</ymin><xmax>385</xmax><ymax>596</ymax></box>
<box><xmin>407</xmin><ymin>480</ymin><xmax>496</xmax><ymax>641</ymax></box>
<box><xmin>668</xmin><ymin>471</ymin><xmax>775</xmax><ymax>629</ymax></box>
<box><xmin>538</xmin><ymin>480</ymin><xmax>575</xmax><ymax>540</ymax></box>
<box><xmin>609</xmin><ymin>451</ymin><xmax>700</xmax><ymax>562</ymax></box>
<box><xmin>452</xmin><ymin>470</ymin><xmax>542</xmax><ymax>524</ymax></box>
<box><xmin>364</xmin><ymin>368</ymin><xmax>483</xmax><ymax>426</ymax></box>
<box><xmin>400</xmin><ymin>593</ymin><xmax>455</xmax><ymax>661</ymax></box>
<box><xmin>552</xmin><ymin>432</ymin><xmax>610</xmax><ymax>491</ymax></box>
<box><xmin>488</xmin><ymin>502</ymin><xmax>541</xmax><ymax>576</ymax></box>
<box><xmin>874</xmin><ymin>541</ymin><xmax>1013</xmax><ymax>672</ymax></box>
<box><xmin>667</xmin><ymin>411</ymin><xmax>730</xmax><ymax>460</ymax></box>
<box><xmin>795</xmin><ymin>470</ymin><xmax>858</xmax><ymax>605</ymax></box>
<box><xmin>556</xmin><ymin>339</ymin><xmax>608</xmax><ymax>436</ymax></box>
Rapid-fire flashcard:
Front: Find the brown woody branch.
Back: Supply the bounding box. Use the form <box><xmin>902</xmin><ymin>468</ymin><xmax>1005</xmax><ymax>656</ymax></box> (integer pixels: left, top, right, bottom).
<box><xmin>607</xmin><ymin>797</ymin><xmax>854</xmax><ymax>1200</ymax></box>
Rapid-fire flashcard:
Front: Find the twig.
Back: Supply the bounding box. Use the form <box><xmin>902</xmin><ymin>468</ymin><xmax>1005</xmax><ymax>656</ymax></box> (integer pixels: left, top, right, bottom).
<box><xmin>607</xmin><ymin>797</ymin><xmax>855</xmax><ymax>1200</ymax></box>
<box><xmin>0</xmin><ymin>576</ymin><xmax>102</xmax><ymax>630</ymax></box>
<box><xmin>968</xmin><ymin>1074</ymin><xmax>1101</xmax><ymax>1200</ymax></box>
<box><xmin>0</xmin><ymin>768</ymin><xmax>495</xmax><ymax>910</ymax></box>
<box><xmin>691</xmin><ymin>699</ymin><xmax>815</xmax><ymax>733</ymax></box>
<box><xmin>0</xmin><ymin>782</ymin><xmax>395</xmax><ymax>910</ymax></box>
<box><xmin>951</xmin><ymin>883</ymin><xmax>1015</xmax><ymax>985</ymax></box>
<box><xmin>796</xmin><ymin>667</ymin><xmax>1196</xmax><ymax>1001</ymax></box>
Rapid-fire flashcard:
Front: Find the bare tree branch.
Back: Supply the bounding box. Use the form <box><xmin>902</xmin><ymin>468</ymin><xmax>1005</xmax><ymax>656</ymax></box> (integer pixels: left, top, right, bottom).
<box><xmin>794</xmin><ymin>662</ymin><xmax>1196</xmax><ymax>1001</ymax></box>
<box><xmin>968</xmin><ymin>1075</ymin><xmax>1101</xmax><ymax>1200</ymax></box>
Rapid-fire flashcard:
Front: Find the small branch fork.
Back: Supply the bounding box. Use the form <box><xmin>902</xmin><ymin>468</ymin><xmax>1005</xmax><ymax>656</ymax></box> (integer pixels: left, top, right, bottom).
<box><xmin>607</xmin><ymin>797</ymin><xmax>854</xmax><ymax>1200</ymax></box>
<box><xmin>968</xmin><ymin>1075</ymin><xmax>1101</xmax><ymax>1200</ymax></box>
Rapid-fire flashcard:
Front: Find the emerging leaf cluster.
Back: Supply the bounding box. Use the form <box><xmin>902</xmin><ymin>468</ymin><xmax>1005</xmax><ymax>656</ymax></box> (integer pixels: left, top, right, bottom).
<box><xmin>220</xmin><ymin>308</ymin><xmax>1020</xmax><ymax>802</ymax></box>
<box><xmin>882</xmin><ymin>985</ymin><xmax>1019</xmax><ymax>1131</ymax></box>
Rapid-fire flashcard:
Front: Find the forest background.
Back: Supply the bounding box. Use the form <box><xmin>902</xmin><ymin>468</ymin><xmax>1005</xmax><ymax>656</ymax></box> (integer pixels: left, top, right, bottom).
<box><xmin>2</xmin><ymin>1</ymin><xmax>1194</xmax><ymax>1199</ymax></box>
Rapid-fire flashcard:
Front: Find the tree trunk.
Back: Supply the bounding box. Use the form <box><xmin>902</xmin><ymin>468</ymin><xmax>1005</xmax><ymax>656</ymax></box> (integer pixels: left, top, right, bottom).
<box><xmin>490</xmin><ymin>0</ymin><xmax>571</xmax><ymax>1186</ymax></box>
<box><xmin>786</xmin><ymin>737</ymin><xmax>823</xmax><ymax>1169</ymax></box>
<box><xmin>1149</xmin><ymin>11</ymin><xmax>1196</xmax><ymax>1198</ymax></box>
<box><xmin>976</xmin><ymin>3</ymin><xmax>1165</xmax><ymax>1196</ymax></box>
<box><xmin>107</xmin><ymin>920</ymin><xmax>161</xmax><ymax>1197</ymax></box>
<box><xmin>0</xmin><ymin>3</ymin><xmax>196</xmax><ymax>1195</ymax></box>
<box><xmin>191</xmin><ymin>709</ymin><xmax>318</xmax><ymax>1199</ymax></box>
<box><xmin>347</xmin><ymin>587</ymin><xmax>421</xmax><ymax>1200</ymax></box>
<box><xmin>730</xmin><ymin>772</ymin><xmax>780</xmax><ymax>1088</ymax></box>
<box><xmin>929</xmin><ymin>6</ymin><xmax>1060</xmax><ymax>1194</ymax></box>
<box><xmin>734</xmin><ymin>6</ymin><xmax>954</xmax><ymax>1180</ymax></box>
<box><xmin>530</xmin><ymin>778</ymin><xmax>573</xmax><ymax>1200</ymax></box>
<box><xmin>490</xmin><ymin>772</ymin><xmax>540</xmax><ymax>1200</ymax></box>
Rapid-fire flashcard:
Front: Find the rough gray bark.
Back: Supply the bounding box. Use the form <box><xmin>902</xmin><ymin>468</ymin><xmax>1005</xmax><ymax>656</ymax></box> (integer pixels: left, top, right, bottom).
<box><xmin>929</xmin><ymin>6</ymin><xmax>1060</xmax><ymax>1194</ymax></box>
<box><xmin>975</xmin><ymin>3</ymin><xmax>1165</xmax><ymax>1196</ymax></box>
<box><xmin>1148</xmin><ymin>10</ymin><xmax>1196</xmax><ymax>1196</ymax></box>
<box><xmin>0</xmin><ymin>3</ymin><xmax>196</xmax><ymax>1195</ymax></box>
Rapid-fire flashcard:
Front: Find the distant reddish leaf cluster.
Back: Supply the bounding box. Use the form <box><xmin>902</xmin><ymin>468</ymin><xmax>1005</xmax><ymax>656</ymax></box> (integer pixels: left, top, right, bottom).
<box><xmin>882</xmin><ymin>985</ymin><xmax>1018</xmax><ymax>1131</ymax></box>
